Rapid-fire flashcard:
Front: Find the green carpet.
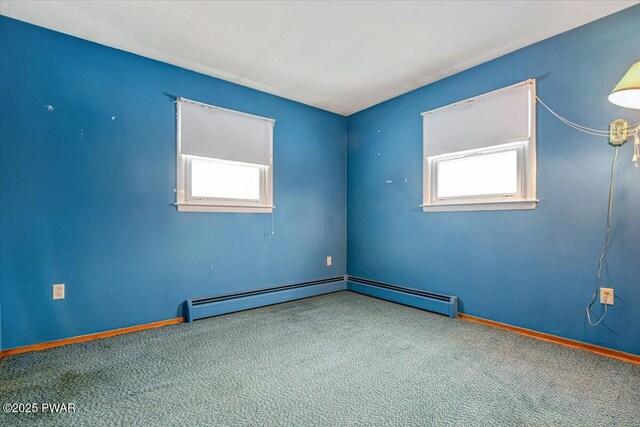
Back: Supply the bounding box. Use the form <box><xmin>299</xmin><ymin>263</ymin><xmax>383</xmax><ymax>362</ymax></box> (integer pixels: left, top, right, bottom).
<box><xmin>1</xmin><ymin>291</ymin><xmax>639</xmax><ymax>426</ymax></box>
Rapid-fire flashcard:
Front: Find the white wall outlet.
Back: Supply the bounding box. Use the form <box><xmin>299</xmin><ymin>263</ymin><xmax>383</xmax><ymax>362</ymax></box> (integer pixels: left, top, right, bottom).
<box><xmin>600</xmin><ymin>287</ymin><xmax>614</xmax><ymax>305</ymax></box>
<box><xmin>53</xmin><ymin>283</ymin><xmax>65</xmax><ymax>300</ymax></box>
<box><xmin>326</xmin><ymin>256</ymin><xmax>332</xmax><ymax>266</ymax></box>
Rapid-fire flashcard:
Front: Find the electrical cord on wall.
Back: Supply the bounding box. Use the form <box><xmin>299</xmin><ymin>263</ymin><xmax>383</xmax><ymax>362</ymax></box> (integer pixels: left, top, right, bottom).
<box><xmin>536</xmin><ymin>96</ymin><xmax>640</xmax><ymax>137</ymax></box>
<box><xmin>536</xmin><ymin>95</ymin><xmax>640</xmax><ymax>326</ymax></box>
<box><xmin>586</xmin><ymin>145</ymin><xmax>619</xmax><ymax>326</ymax></box>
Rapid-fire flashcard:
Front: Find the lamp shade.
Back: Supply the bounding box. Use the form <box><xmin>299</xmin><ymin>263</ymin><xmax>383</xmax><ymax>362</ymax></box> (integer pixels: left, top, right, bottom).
<box><xmin>608</xmin><ymin>61</ymin><xmax>640</xmax><ymax>109</ymax></box>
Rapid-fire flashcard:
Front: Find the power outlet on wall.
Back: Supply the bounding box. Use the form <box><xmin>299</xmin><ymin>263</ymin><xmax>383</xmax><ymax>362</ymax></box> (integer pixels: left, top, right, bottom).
<box><xmin>326</xmin><ymin>256</ymin><xmax>332</xmax><ymax>267</ymax></box>
<box><xmin>600</xmin><ymin>287</ymin><xmax>614</xmax><ymax>305</ymax></box>
<box><xmin>53</xmin><ymin>283</ymin><xmax>65</xmax><ymax>300</ymax></box>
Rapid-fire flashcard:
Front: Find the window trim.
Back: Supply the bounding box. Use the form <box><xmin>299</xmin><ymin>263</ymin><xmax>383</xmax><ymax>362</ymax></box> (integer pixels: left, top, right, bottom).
<box><xmin>429</xmin><ymin>141</ymin><xmax>525</xmax><ymax>201</ymax></box>
<box><xmin>422</xmin><ymin>80</ymin><xmax>538</xmax><ymax>213</ymax></box>
<box><xmin>423</xmin><ymin>141</ymin><xmax>537</xmax><ymax>212</ymax></box>
<box><xmin>175</xmin><ymin>100</ymin><xmax>274</xmax><ymax>214</ymax></box>
<box><xmin>186</xmin><ymin>156</ymin><xmax>266</xmax><ymax>204</ymax></box>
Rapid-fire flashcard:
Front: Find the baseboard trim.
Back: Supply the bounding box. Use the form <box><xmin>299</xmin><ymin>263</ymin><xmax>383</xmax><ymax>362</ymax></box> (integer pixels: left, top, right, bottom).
<box><xmin>0</xmin><ymin>317</ymin><xmax>184</xmax><ymax>359</ymax></box>
<box><xmin>458</xmin><ymin>313</ymin><xmax>640</xmax><ymax>365</ymax></box>
<box><xmin>4</xmin><ymin>306</ymin><xmax>636</xmax><ymax>365</ymax></box>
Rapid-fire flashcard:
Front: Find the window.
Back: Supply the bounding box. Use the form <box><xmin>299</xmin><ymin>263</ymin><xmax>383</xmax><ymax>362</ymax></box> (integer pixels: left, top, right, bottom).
<box><xmin>422</xmin><ymin>80</ymin><xmax>537</xmax><ymax>212</ymax></box>
<box><xmin>189</xmin><ymin>157</ymin><xmax>263</xmax><ymax>201</ymax></box>
<box><xmin>176</xmin><ymin>98</ymin><xmax>274</xmax><ymax>213</ymax></box>
<box><xmin>432</xmin><ymin>142</ymin><xmax>522</xmax><ymax>200</ymax></box>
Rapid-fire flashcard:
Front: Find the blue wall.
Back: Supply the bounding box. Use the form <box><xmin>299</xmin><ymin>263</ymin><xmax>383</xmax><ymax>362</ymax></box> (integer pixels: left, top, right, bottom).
<box><xmin>0</xmin><ymin>17</ymin><xmax>347</xmax><ymax>350</ymax></box>
<box><xmin>347</xmin><ymin>7</ymin><xmax>640</xmax><ymax>355</ymax></box>
<box><xmin>2</xmin><ymin>8</ymin><xmax>639</xmax><ymax>355</ymax></box>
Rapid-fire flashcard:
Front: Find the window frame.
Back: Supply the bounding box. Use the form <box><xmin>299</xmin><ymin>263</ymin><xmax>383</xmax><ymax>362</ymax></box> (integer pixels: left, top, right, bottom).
<box><xmin>186</xmin><ymin>156</ymin><xmax>268</xmax><ymax>204</ymax></box>
<box><xmin>175</xmin><ymin>100</ymin><xmax>274</xmax><ymax>213</ymax></box>
<box><xmin>428</xmin><ymin>141</ymin><xmax>525</xmax><ymax>203</ymax></box>
<box><xmin>422</xmin><ymin>80</ymin><xmax>537</xmax><ymax>212</ymax></box>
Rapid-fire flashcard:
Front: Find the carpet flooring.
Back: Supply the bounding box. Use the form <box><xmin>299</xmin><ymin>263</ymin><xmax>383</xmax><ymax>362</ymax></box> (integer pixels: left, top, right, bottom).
<box><xmin>1</xmin><ymin>291</ymin><xmax>639</xmax><ymax>426</ymax></box>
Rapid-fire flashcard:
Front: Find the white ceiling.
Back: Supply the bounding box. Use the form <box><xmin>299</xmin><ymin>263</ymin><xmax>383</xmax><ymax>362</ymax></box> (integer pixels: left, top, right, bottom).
<box><xmin>1</xmin><ymin>1</ymin><xmax>637</xmax><ymax>115</ymax></box>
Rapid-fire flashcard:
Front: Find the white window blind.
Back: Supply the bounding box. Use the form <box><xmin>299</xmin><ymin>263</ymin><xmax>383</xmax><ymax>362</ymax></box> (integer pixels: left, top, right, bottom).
<box><xmin>422</xmin><ymin>81</ymin><xmax>533</xmax><ymax>157</ymax></box>
<box><xmin>179</xmin><ymin>98</ymin><xmax>273</xmax><ymax>166</ymax></box>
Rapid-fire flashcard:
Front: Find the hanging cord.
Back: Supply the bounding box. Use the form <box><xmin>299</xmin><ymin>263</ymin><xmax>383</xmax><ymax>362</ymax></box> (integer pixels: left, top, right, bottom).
<box><xmin>585</xmin><ymin>145</ymin><xmax>620</xmax><ymax>326</ymax></box>
<box><xmin>535</xmin><ymin>95</ymin><xmax>638</xmax><ymax>327</ymax></box>
<box><xmin>632</xmin><ymin>128</ymin><xmax>640</xmax><ymax>168</ymax></box>
<box><xmin>536</xmin><ymin>95</ymin><xmax>640</xmax><ymax>137</ymax></box>
<box><xmin>271</xmin><ymin>209</ymin><xmax>275</xmax><ymax>239</ymax></box>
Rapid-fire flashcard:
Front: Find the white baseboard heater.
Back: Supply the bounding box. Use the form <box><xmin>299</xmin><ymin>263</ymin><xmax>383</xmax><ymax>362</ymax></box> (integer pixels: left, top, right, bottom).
<box><xmin>347</xmin><ymin>276</ymin><xmax>458</xmax><ymax>318</ymax></box>
<box><xmin>185</xmin><ymin>276</ymin><xmax>346</xmax><ymax>322</ymax></box>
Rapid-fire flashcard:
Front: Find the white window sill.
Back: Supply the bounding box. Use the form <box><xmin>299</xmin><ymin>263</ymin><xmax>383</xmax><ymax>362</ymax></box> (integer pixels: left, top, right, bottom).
<box><xmin>421</xmin><ymin>199</ymin><xmax>538</xmax><ymax>212</ymax></box>
<box><xmin>176</xmin><ymin>204</ymin><xmax>274</xmax><ymax>213</ymax></box>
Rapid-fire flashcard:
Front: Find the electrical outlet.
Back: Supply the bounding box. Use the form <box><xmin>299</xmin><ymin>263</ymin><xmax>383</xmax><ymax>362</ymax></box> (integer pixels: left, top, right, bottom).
<box><xmin>53</xmin><ymin>283</ymin><xmax>65</xmax><ymax>300</ymax></box>
<box><xmin>600</xmin><ymin>287</ymin><xmax>614</xmax><ymax>305</ymax></box>
<box><xmin>326</xmin><ymin>256</ymin><xmax>332</xmax><ymax>266</ymax></box>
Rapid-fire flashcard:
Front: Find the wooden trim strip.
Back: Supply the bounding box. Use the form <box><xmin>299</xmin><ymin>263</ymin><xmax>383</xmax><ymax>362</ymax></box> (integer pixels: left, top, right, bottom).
<box><xmin>458</xmin><ymin>313</ymin><xmax>640</xmax><ymax>365</ymax></box>
<box><xmin>3</xmin><ymin>312</ymin><xmax>637</xmax><ymax>365</ymax></box>
<box><xmin>0</xmin><ymin>317</ymin><xmax>184</xmax><ymax>359</ymax></box>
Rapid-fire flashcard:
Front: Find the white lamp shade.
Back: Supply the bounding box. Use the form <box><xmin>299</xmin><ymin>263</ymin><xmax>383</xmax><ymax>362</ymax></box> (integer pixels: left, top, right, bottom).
<box><xmin>608</xmin><ymin>61</ymin><xmax>640</xmax><ymax>109</ymax></box>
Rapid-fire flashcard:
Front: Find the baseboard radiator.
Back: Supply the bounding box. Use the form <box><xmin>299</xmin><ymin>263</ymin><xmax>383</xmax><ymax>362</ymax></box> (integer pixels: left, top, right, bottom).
<box><xmin>185</xmin><ymin>276</ymin><xmax>346</xmax><ymax>322</ymax></box>
<box><xmin>347</xmin><ymin>276</ymin><xmax>458</xmax><ymax>318</ymax></box>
